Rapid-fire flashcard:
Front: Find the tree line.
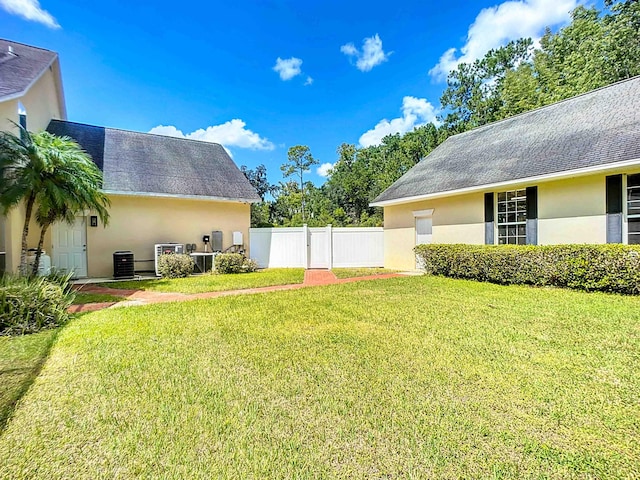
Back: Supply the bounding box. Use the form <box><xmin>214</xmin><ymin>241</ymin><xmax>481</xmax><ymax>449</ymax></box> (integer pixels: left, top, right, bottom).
<box><xmin>244</xmin><ymin>0</ymin><xmax>639</xmax><ymax>228</ymax></box>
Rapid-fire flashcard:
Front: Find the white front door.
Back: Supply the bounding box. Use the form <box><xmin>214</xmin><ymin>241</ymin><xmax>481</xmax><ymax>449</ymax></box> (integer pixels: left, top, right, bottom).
<box><xmin>415</xmin><ymin>216</ymin><xmax>433</xmax><ymax>269</ymax></box>
<box><xmin>52</xmin><ymin>217</ymin><xmax>88</xmax><ymax>278</ymax></box>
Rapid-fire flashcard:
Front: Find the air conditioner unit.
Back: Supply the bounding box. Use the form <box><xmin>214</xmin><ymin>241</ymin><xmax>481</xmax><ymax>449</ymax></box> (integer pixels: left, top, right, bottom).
<box><xmin>154</xmin><ymin>243</ymin><xmax>184</xmax><ymax>276</ymax></box>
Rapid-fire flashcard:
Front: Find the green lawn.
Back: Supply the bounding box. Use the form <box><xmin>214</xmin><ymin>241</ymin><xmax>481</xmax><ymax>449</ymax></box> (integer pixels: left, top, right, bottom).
<box><xmin>1</xmin><ymin>277</ymin><xmax>639</xmax><ymax>478</ymax></box>
<box><xmin>72</xmin><ymin>292</ymin><xmax>124</xmax><ymax>305</ymax></box>
<box><xmin>0</xmin><ymin>329</ymin><xmax>58</xmax><ymax>430</ymax></box>
<box><xmin>331</xmin><ymin>267</ymin><xmax>398</xmax><ymax>279</ymax></box>
<box><xmin>97</xmin><ymin>268</ymin><xmax>305</xmax><ymax>294</ymax></box>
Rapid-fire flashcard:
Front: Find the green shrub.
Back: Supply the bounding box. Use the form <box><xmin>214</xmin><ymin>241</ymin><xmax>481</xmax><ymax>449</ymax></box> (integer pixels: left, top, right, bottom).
<box><xmin>157</xmin><ymin>254</ymin><xmax>194</xmax><ymax>278</ymax></box>
<box><xmin>414</xmin><ymin>244</ymin><xmax>640</xmax><ymax>294</ymax></box>
<box><xmin>0</xmin><ymin>275</ymin><xmax>74</xmax><ymax>335</ymax></box>
<box><xmin>214</xmin><ymin>253</ymin><xmax>258</xmax><ymax>274</ymax></box>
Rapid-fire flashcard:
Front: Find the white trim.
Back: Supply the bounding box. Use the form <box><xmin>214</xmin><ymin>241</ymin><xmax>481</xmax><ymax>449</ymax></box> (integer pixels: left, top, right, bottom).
<box><xmin>412</xmin><ymin>209</ymin><xmax>434</xmax><ymax>218</ymax></box>
<box><xmin>371</xmin><ymin>158</ymin><xmax>640</xmax><ymax>207</ymax></box>
<box><xmin>102</xmin><ymin>190</ymin><xmax>259</xmax><ymax>204</ymax></box>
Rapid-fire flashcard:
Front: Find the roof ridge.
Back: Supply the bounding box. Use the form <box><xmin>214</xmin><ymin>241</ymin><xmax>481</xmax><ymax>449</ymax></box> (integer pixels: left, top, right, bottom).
<box><xmin>49</xmin><ymin>119</ymin><xmax>226</xmax><ymax>149</ymax></box>
<box><xmin>0</xmin><ymin>38</ymin><xmax>57</xmax><ymax>54</ymax></box>
<box><xmin>449</xmin><ymin>75</ymin><xmax>640</xmax><ymax>140</ymax></box>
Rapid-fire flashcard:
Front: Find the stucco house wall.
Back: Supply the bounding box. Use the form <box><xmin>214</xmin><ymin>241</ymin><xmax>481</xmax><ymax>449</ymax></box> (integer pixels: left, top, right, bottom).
<box><xmin>382</xmin><ymin>171</ymin><xmax>640</xmax><ymax>270</ymax></box>
<box><xmin>85</xmin><ymin>195</ymin><xmax>250</xmax><ymax>277</ymax></box>
<box><xmin>383</xmin><ymin>192</ymin><xmax>484</xmax><ymax>270</ymax></box>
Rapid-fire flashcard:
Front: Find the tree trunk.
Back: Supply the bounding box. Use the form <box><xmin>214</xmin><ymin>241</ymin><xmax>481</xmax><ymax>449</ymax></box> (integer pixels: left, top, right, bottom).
<box><xmin>19</xmin><ymin>194</ymin><xmax>35</xmax><ymax>276</ymax></box>
<box><xmin>32</xmin><ymin>223</ymin><xmax>50</xmax><ymax>277</ymax></box>
<box><xmin>299</xmin><ymin>170</ymin><xmax>305</xmax><ymax>222</ymax></box>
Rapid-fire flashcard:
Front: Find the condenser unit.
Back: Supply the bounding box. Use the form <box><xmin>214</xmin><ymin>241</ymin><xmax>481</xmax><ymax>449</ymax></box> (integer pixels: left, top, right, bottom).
<box><xmin>154</xmin><ymin>243</ymin><xmax>184</xmax><ymax>276</ymax></box>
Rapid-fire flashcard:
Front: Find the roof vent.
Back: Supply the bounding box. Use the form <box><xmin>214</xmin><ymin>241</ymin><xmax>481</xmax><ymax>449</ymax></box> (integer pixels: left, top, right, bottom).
<box><xmin>7</xmin><ymin>45</ymin><xmax>16</xmax><ymax>57</ymax></box>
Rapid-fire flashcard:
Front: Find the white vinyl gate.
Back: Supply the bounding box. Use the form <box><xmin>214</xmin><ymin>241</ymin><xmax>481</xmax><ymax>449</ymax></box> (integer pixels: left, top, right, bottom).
<box><xmin>250</xmin><ymin>225</ymin><xmax>384</xmax><ymax>269</ymax></box>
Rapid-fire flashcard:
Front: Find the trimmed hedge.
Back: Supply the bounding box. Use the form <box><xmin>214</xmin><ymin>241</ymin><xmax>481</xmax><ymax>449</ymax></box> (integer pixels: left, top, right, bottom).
<box><xmin>0</xmin><ymin>274</ymin><xmax>74</xmax><ymax>335</ymax></box>
<box><xmin>158</xmin><ymin>254</ymin><xmax>194</xmax><ymax>278</ymax></box>
<box><xmin>414</xmin><ymin>244</ymin><xmax>640</xmax><ymax>294</ymax></box>
<box><xmin>214</xmin><ymin>253</ymin><xmax>258</xmax><ymax>274</ymax></box>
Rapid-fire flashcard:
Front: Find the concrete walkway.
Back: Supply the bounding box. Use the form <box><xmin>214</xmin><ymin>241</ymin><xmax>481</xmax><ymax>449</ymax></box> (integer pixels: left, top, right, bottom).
<box><xmin>69</xmin><ymin>270</ymin><xmax>404</xmax><ymax>313</ymax></box>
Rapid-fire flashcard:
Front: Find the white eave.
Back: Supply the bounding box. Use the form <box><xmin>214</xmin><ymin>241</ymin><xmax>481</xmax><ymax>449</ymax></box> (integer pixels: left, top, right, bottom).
<box><xmin>370</xmin><ymin>157</ymin><xmax>640</xmax><ymax>207</ymax></box>
<box><xmin>102</xmin><ymin>190</ymin><xmax>260</xmax><ymax>204</ymax></box>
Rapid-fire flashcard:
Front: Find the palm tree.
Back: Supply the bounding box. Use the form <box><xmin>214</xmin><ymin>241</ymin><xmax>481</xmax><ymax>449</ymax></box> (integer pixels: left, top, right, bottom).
<box><xmin>31</xmin><ymin>136</ymin><xmax>110</xmax><ymax>275</ymax></box>
<box><xmin>0</xmin><ymin>125</ymin><xmax>109</xmax><ymax>276</ymax></box>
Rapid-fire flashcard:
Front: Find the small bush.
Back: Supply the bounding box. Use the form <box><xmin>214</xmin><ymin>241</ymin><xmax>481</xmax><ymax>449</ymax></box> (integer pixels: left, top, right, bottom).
<box><xmin>414</xmin><ymin>244</ymin><xmax>640</xmax><ymax>294</ymax></box>
<box><xmin>0</xmin><ymin>275</ymin><xmax>74</xmax><ymax>335</ymax></box>
<box><xmin>214</xmin><ymin>253</ymin><xmax>258</xmax><ymax>274</ymax></box>
<box><xmin>158</xmin><ymin>254</ymin><xmax>194</xmax><ymax>278</ymax></box>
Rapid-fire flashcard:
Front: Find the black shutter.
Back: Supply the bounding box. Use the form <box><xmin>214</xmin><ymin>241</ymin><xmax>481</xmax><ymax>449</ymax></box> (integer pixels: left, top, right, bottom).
<box><xmin>526</xmin><ymin>186</ymin><xmax>538</xmax><ymax>245</ymax></box>
<box><xmin>606</xmin><ymin>175</ymin><xmax>623</xmax><ymax>243</ymax></box>
<box><xmin>606</xmin><ymin>175</ymin><xmax>623</xmax><ymax>214</ymax></box>
<box><xmin>484</xmin><ymin>193</ymin><xmax>494</xmax><ymax>244</ymax></box>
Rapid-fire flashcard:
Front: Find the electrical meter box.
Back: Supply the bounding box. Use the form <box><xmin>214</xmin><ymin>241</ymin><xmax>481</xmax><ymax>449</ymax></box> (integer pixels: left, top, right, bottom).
<box><xmin>232</xmin><ymin>231</ymin><xmax>243</xmax><ymax>246</ymax></box>
<box><xmin>211</xmin><ymin>230</ymin><xmax>223</xmax><ymax>251</ymax></box>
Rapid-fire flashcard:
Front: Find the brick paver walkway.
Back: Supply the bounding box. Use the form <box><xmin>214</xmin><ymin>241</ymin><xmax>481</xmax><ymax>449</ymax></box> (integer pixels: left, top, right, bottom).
<box><xmin>69</xmin><ymin>269</ymin><xmax>402</xmax><ymax>313</ymax></box>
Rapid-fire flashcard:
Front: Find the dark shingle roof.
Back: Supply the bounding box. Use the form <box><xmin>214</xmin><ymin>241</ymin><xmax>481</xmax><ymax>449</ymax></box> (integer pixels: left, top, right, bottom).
<box><xmin>372</xmin><ymin>76</ymin><xmax>640</xmax><ymax>205</ymax></box>
<box><xmin>47</xmin><ymin>120</ymin><xmax>260</xmax><ymax>202</ymax></box>
<box><xmin>0</xmin><ymin>39</ymin><xmax>57</xmax><ymax>100</ymax></box>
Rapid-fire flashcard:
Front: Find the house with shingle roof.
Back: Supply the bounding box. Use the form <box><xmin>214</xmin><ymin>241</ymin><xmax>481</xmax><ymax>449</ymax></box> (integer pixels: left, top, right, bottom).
<box><xmin>371</xmin><ymin>77</ymin><xmax>640</xmax><ymax>270</ymax></box>
<box><xmin>0</xmin><ymin>39</ymin><xmax>259</xmax><ymax>277</ymax></box>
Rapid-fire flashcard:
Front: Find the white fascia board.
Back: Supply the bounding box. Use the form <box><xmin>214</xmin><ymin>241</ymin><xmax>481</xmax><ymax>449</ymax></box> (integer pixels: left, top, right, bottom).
<box><xmin>370</xmin><ymin>158</ymin><xmax>640</xmax><ymax>207</ymax></box>
<box><xmin>103</xmin><ymin>190</ymin><xmax>260</xmax><ymax>204</ymax></box>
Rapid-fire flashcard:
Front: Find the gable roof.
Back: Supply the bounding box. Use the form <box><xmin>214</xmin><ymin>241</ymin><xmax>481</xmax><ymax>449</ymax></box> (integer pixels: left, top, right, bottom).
<box><xmin>47</xmin><ymin>120</ymin><xmax>260</xmax><ymax>203</ymax></box>
<box><xmin>0</xmin><ymin>39</ymin><xmax>63</xmax><ymax>106</ymax></box>
<box><xmin>372</xmin><ymin>76</ymin><xmax>640</xmax><ymax>206</ymax></box>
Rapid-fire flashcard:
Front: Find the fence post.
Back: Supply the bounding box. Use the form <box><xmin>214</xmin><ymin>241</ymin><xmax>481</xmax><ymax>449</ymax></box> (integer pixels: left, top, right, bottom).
<box><xmin>302</xmin><ymin>224</ymin><xmax>309</xmax><ymax>269</ymax></box>
<box><xmin>326</xmin><ymin>224</ymin><xmax>333</xmax><ymax>270</ymax></box>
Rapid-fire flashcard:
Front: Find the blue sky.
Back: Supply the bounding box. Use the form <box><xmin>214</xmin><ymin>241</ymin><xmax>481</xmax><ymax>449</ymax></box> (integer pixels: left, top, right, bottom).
<box><xmin>1</xmin><ymin>0</ymin><xmax>599</xmax><ymax>185</ymax></box>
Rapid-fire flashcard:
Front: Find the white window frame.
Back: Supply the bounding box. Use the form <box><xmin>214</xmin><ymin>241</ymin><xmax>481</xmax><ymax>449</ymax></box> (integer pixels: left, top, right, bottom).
<box><xmin>496</xmin><ymin>189</ymin><xmax>527</xmax><ymax>245</ymax></box>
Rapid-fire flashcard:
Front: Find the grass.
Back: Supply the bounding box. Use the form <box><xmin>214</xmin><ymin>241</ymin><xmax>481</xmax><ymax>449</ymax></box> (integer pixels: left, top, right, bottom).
<box><xmin>72</xmin><ymin>292</ymin><xmax>124</xmax><ymax>305</ymax></box>
<box><xmin>0</xmin><ymin>276</ymin><xmax>639</xmax><ymax>478</ymax></box>
<box><xmin>331</xmin><ymin>267</ymin><xmax>398</xmax><ymax>279</ymax></box>
<box><xmin>96</xmin><ymin>268</ymin><xmax>305</xmax><ymax>294</ymax></box>
<box><xmin>0</xmin><ymin>329</ymin><xmax>58</xmax><ymax>431</ymax></box>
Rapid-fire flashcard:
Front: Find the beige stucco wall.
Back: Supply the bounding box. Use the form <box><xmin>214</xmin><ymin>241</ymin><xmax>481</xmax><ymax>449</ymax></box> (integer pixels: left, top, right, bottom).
<box><xmin>537</xmin><ymin>175</ymin><xmax>607</xmax><ymax>244</ymax></box>
<box><xmin>80</xmin><ymin>195</ymin><xmax>251</xmax><ymax>277</ymax></box>
<box><xmin>19</xmin><ymin>66</ymin><xmax>63</xmax><ymax>131</ymax></box>
<box><xmin>383</xmin><ymin>192</ymin><xmax>485</xmax><ymax>270</ymax></box>
<box><xmin>0</xmin><ymin>98</ymin><xmax>19</xmax><ymax>134</ymax></box>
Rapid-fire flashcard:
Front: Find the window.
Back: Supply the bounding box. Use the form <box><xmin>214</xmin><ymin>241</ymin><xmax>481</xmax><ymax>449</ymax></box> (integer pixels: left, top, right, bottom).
<box><xmin>627</xmin><ymin>174</ymin><xmax>640</xmax><ymax>244</ymax></box>
<box><xmin>497</xmin><ymin>189</ymin><xmax>527</xmax><ymax>244</ymax></box>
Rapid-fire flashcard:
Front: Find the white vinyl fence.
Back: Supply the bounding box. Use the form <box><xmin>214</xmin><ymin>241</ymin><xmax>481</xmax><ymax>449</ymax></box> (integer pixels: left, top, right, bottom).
<box><xmin>250</xmin><ymin>225</ymin><xmax>384</xmax><ymax>269</ymax></box>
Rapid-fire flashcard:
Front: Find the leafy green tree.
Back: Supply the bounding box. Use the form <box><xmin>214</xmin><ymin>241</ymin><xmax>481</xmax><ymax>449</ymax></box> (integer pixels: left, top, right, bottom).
<box><xmin>241</xmin><ymin>164</ymin><xmax>277</xmax><ymax>227</ymax></box>
<box><xmin>440</xmin><ymin>38</ymin><xmax>534</xmax><ymax>131</ymax></box>
<box><xmin>280</xmin><ymin>145</ymin><xmax>318</xmax><ymax>221</ymax></box>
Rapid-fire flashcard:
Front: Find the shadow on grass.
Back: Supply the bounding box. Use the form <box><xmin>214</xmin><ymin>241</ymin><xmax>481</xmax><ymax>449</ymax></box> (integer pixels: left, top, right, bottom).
<box><xmin>0</xmin><ymin>326</ymin><xmax>62</xmax><ymax>433</ymax></box>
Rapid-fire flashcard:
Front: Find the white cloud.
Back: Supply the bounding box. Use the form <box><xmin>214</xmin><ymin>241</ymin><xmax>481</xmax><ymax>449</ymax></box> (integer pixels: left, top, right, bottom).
<box><xmin>273</xmin><ymin>57</ymin><xmax>303</xmax><ymax>81</ymax></box>
<box><xmin>429</xmin><ymin>0</ymin><xmax>581</xmax><ymax>81</ymax></box>
<box><xmin>149</xmin><ymin>119</ymin><xmax>275</xmax><ymax>157</ymax></box>
<box><xmin>0</xmin><ymin>0</ymin><xmax>59</xmax><ymax>28</ymax></box>
<box><xmin>304</xmin><ymin>76</ymin><xmax>314</xmax><ymax>86</ymax></box>
<box><xmin>316</xmin><ymin>162</ymin><xmax>334</xmax><ymax>177</ymax></box>
<box><xmin>359</xmin><ymin>96</ymin><xmax>439</xmax><ymax>148</ymax></box>
<box><xmin>341</xmin><ymin>34</ymin><xmax>391</xmax><ymax>72</ymax></box>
